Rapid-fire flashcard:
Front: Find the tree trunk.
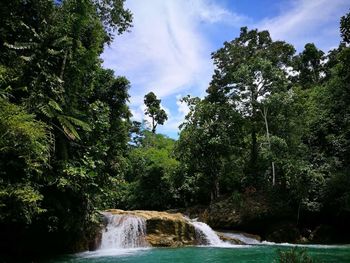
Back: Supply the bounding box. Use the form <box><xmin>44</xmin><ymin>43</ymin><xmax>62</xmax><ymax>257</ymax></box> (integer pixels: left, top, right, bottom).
<box><xmin>262</xmin><ymin>106</ymin><xmax>276</xmax><ymax>186</ymax></box>
<box><xmin>211</xmin><ymin>177</ymin><xmax>219</xmax><ymax>203</ymax></box>
<box><xmin>272</xmin><ymin>161</ymin><xmax>275</xmax><ymax>186</ymax></box>
<box><xmin>297</xmin><ymin>200</ymin><xmax>301</xmax><ymax>225</ymax></box>
<box><xmin>60</xmin><ymin>50</ymin><xmax>68</xmax><ymax>80</ymax></box>
<box><xmin>250</xmin><ymin>91</ymin><xmax>258</xmax><ymax>179</ymax></box>
<box><xmin>151</xmin><ymin>116</ymin><xmax>156</xmax><ymax>133</ymax></box>
<box><xmin>251</xmin><ymin>127</ymin><xmax>258</xmax><ymax>168</ymax></box>
<box><xmin>56</xmin><ymin>132</ymin><xmax>68</xmax><ymax>161</ymax></box>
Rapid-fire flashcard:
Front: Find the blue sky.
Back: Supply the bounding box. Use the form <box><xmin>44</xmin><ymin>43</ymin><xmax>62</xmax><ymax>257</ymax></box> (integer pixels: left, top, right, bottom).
<box><xmin>101</xmin><ymin>0</ymin><xmax>349</xmax><ymax>139</ymax></box>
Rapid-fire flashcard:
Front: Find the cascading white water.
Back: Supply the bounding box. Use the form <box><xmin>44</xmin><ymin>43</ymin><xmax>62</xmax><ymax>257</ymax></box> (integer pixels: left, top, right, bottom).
<box><xmin>220</xmin><ymin>232</ymin><xmax>261</xmax><ymax>244</ymax></box>
<box><xmin>100</xmin><ymin>213</ymin><xmax>148</xmax><ymax>250</ymax></box>
<box><xmin>191</xmin><ymin>221</ymin><xmax>229</xmax><ymax>246</ymax></box>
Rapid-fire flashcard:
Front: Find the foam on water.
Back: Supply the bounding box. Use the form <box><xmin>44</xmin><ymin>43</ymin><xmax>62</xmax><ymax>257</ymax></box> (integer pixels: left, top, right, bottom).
<box><xmin>191</xmin><ymin>221</ymin><xmax>247</xmax><ymax>247</ymax></box>
<box><xmin>99</xmin><ymin>213</ymin><xmax>148</xmax><ymax>250</ymax></box>
<box><xmin>260</xmin><ymin>241</ymin><xmax>350</xmax><ymax>248</ymax></box>
<box><xmin>78</xmin><ymin>248</ymin><xmax>150</xmax><ymax>258</ymax></box>
<box><xmin>219</xmin><ymin>232</ymin><xmax>261</xmax><ymax>245</ymax></box>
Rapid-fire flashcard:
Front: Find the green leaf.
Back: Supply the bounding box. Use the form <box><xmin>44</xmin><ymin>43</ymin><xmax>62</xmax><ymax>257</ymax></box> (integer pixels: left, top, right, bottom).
<box><xmin>65</xmin><ymin>116</ymin><xmax>91</xmax><ymax>131</ymax></box>
<box><xmin>57</xmin><ymin>116</ymin><xmax>81</xmax><ymax>140</ymax></box>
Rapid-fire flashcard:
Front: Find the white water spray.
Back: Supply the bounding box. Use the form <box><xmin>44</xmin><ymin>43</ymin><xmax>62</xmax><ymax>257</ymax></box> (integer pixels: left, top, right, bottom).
<box><xmin>220</xmin><ymin>232</ymin><xmax>261</xmax><ymax>244</ymax></box>
<box><xmin>191</xmin><ymin>221</ymin><xmax>232</xmax><ymax>247</ymax></box>
<box><xmin>99</xmin><ymin>213</ymin><xmax>148</xmax><ymax>250</ymax></box>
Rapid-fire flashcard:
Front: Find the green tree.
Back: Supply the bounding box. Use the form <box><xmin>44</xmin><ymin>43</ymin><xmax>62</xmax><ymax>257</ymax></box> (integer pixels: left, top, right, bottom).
<box><xmin>0</xmin><ymin>99</ymin><xmax>50</xmax><ymax>224</ymax></box>
<box><xmin>340</xmin><ymin>9</ymin><xmax>350</xmax><ymax>43</ymax></box>
<box><xmin>126</xmin><ymin>131</ymin><xmax>179</xmax><ymax>209</ymax></box>
<box><xmin>308</xmin><ymin>11</ymin><xmax>350</xmax><ymax>223</ymax></box>
<box><xmin>210</xmin><ymin>27</ymin><xmax>295</xmax><ymax>185</ymax></box>
<box><xmin>176</xmin><ymin>96</ymin><xmax>243</xmax><ymax>203</ymax></box>
<box><xmin>0</xmin><ymin>0</ymin><xmax>133</xmax><ymax>255</ymax></box>
<box><xmin>293</xmin><ymin>43</ymin><xmax>325</xmax><ymax>88</ymax></box>
<box><xmin>144</xmin><ymin>92</ymin><xmax>168</xmax><ymax>133</ymax></box>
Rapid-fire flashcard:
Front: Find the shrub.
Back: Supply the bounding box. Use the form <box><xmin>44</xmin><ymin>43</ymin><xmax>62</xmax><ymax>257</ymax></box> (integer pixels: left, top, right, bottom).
<box><xmin>276</xmin><ymin>247</ymin><xmax>313</xmax><ymax>263</ymax></box>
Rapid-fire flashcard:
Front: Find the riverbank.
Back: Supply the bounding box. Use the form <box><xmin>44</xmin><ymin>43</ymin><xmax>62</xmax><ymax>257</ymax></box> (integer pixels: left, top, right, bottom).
<box><xmin>175</xmin><ymin>191</ymin><xmax>350</xmax><ymax>245</ymax></box>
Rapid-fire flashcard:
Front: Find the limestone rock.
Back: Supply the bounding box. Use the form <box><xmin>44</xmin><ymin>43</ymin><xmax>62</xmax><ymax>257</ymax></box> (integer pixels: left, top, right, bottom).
<box><xmin>104</xmin><ymin>209</ymin><xmax>196</xmax><ymax>247</ymax></box>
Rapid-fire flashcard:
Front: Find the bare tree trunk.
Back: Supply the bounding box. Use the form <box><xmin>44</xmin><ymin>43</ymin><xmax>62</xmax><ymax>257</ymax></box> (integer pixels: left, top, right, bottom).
<box><xmin>151</xmin><ymin>116</ymin><xmax>156</xmax><ymax>133</ymax></box>
<box><xmin>262</xmin><ymin>106</ymin><xmax>276</xmax><ymax>186</ymax></box>
<box><xmin>250</xmin><ymin>91</ymin><xmax>258</xmax><ymax>179</ymax></box>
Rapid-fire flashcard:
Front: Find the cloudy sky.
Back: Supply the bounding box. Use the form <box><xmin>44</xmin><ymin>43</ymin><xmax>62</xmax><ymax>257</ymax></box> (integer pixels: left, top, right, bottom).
<box><xmin>101</xmin><ymin>0</ymin><xmax>349</xmax><ymax>138</ymax></box>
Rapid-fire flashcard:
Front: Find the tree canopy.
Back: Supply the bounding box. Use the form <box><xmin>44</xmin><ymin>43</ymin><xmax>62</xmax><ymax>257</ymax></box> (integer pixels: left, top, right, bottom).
<box><xmin>144</xmin><ymin>91</ymin><xmax>168</xmax><ymax>133</ymax></box>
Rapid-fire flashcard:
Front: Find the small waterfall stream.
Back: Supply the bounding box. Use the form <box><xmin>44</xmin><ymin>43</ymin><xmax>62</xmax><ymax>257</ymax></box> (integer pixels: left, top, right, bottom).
<box><xmin>221</xmin><ymin>232</ymin><xmax>261</xmax><ymax>244</ymax></box>
<box><xmin>192</xmin><ymin>221</ymin><xmax>225</xmax><ymax>246</ymax></box>
<box><xmin>100</xmin><ymin>213</ymin><xmax>148</xmax><ymax>250</ymax></box>
<box><xmin>191</xmin><ymin>221</ymin><xmax>235</xmax><ymax>247</ymax></box>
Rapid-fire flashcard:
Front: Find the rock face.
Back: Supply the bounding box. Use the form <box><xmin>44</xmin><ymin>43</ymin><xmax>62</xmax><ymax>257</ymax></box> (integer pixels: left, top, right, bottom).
<box><xmin>104</xmin><ymin>209</ymin><xmax>197</xmax><ymax>247</ymax></box>
<box><xmin>198</xmin><ymin>194</ymin><xmax>271</xmax><ymax>230</ymax></box>
<box><xmin>265</xmin><ymin>222</ymin><xmax>301</xmax><ymax>243</ymax></box>
<box><xmin>308</xmin><ymin>225</ymin><xmax>339</xmax><ymax>244</ymax></box>
<box><xmin>182</xmin><ymin>193</ymin><xmax>301</xmax><ymax>243</ymax></box>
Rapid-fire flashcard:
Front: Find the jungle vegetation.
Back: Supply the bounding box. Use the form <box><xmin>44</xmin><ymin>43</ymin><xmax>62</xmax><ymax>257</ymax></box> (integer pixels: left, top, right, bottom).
<box><xmin>0</xmin><ymin>0</ymin><xmax>349</xmax><ymax>257</ymax></box>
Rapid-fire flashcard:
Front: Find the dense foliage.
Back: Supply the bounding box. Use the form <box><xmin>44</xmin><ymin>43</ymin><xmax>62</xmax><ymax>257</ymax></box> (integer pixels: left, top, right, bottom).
<box><xmin>0</xmin><ymin>0</ymin><xmax>132</xmax><ymax>256</ymax></box>
<box><xmin>176</xmin><ymin>11</ymin><xmax>350</xmax><ymax>236</ymax></box>
<box><xmin>0</xmin><ymin>0</ymin><xmax>349</xmax><ymax>258</ymax></box>
<box><xmin>125</xmin><ymin>131</ymin><xmax>179</xmax><ymax>210</ymax></box>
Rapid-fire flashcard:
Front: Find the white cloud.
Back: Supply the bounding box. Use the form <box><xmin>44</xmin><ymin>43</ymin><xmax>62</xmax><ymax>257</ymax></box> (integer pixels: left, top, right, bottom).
<box><xmin>255</xmin><ymin>0</ymin><xmax>349</xmax><ymax>51</ymax></box>
<box><xmin>130</xmin><ymin>108</ymin><xmax>143</xmax><ymax>122</ymax></box>
<box><xmin>102</xmin><ymin>0</ymin><xmax>243</xmax><ymax>107</ymax></box>
<box><xmin>102</xmin><ymin>0</ymin><xmax>244</xmax><ymax>137</ymax></box>
<box><xmin>176</xmin><ymin>94</ymin><xmax>190</xmax><ymax>116</ymax></box>
<box><xmin>157</xmin><ymin>94</ymin><xmax>190</xmax><ymax>136</ymax></box>
<box><xmin>189</xmin><ymin>0</ymin><xmax>248</xmax><ymax>25</ymax></box>
<box><xmin>103</xmin><ymin>0</ymin><xmax>349</xmax><ymax>138</ymax></box>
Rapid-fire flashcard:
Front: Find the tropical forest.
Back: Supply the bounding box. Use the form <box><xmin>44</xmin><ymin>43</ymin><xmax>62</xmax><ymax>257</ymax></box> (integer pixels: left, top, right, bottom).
<box><xmin>0</xmin><ymin>0</ymin><xmax>350</xmax><ymax>262</ymax></box>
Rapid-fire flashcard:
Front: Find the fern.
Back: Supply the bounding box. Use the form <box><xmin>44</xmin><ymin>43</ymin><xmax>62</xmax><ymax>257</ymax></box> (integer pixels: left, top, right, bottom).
<box><xmin>39</xmin><ymin>105</ymin><xmax>55</xmax><ymax>118</ymax></box>
<box><xmin>48</xmin><ymin>99</ymin><xmax>63</xmax><ymax>112</ymax></box>
<box><xmin>65</xmin><ymin>116</ymin><xmax>91</xmax><ymax>131</ymax></box>
<box><xmin>57</xmin><ymin>116</ymin><xmax>80</xmax><ymax>140</ymax></box>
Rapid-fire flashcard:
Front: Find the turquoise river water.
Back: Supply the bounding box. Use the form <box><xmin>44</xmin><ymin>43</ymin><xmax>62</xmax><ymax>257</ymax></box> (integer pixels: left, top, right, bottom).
<box><xmin>48</xmin><ymin>244</ymin><xmax>350</xmax><ymax>263</ymax></box>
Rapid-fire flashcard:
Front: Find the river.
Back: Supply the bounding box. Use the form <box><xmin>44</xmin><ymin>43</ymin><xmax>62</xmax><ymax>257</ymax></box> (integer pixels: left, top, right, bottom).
<box><xmin>48</xmin><ymin>245</ymin><xmax>350</xmax><ymax>262</ymax></box>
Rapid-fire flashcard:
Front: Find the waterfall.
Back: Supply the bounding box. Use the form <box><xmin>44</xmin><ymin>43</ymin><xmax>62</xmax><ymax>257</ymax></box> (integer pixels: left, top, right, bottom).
<box><xmin>219</xmin><ymin>232</ymin><xmax>261</xmax><ymax>244</ymax></box>
<box><xmin>99</xmin><ymin>213</ymin><xmax>148</xmax><ymax>250</ymax></box>
<box><xmin>191</xmin><ymin>221</ymin><xmax>229</xmax><ymax>246</ymax></box>
<box><xmin>98</xmin><ymin>211</ymin><xmax>239</xmax><ymax>250</ymax></box>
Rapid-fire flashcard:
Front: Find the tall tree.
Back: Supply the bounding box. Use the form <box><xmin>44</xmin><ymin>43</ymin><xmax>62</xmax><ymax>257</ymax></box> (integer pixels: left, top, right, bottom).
<box><xmin>293</xmin><ymin>43</ymin><xmax>325</xmax><ymax>88</ymax></box>
<box><xmin>176</xmin><ymin>96</ymin><xmax>243</xmax><ymax>202</ymax></box>
<box><xmin>144</xmin><ymin>92</ymin><xmax>168</xmax><ymax>133</ymax></box>
<box><xmin>210</xmin><ymin>27</ymin><xmax>295</xmax><ymax>185</ymax></box>
<box><xmin>311</xmin><ymin>11</ymin><xmax>350</xmax><ymax>219</ymax></box>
